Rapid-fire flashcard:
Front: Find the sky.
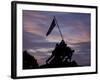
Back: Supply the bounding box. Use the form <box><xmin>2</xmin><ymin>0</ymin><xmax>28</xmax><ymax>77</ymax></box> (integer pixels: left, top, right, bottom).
<box><xmin>23</xmin><ymin>10</ymin><xmax>91</xmax><ymax>66</ymax></box>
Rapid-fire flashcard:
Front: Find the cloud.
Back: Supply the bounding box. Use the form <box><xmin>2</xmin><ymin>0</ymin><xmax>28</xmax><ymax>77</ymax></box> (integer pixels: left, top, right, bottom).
<box><xmin>26</xmin><ymin>41</ymin><xmax>91</xmax><ymax>66</ymax></box>
<box><xmin>23</xmin><ymin>31</ymin><xmax>47</xmax><ymax>49</ymax></box>
<box><xmin>23</xmin><ymin>10</ymin><xmax>90</xmax><ymax>44</ymax></box>
<box><xmin>71</xmin><ymin>41</ymin><xmax>90</xmax><ymax>66</ymax></box>
<box><xmin>68</xmin><ymin>41</ymin><xmax>90</xmax><ymax>53</ymax></box>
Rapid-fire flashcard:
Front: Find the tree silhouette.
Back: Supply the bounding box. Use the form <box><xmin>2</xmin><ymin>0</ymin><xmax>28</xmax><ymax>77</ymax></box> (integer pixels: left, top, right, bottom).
<box><xmin>23</xmin><ymin>50</ymin><xmax>39</xmax><ymax>69</ymax></box>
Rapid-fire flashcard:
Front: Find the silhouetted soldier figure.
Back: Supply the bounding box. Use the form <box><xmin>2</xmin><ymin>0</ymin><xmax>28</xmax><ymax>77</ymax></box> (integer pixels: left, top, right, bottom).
<box><xmin>58</xmin><ymin>40</ymin><xmax>74</xmax><ymax>62</ymax></box>
<box><xmin>46</xmin><ymin>40</ymin><xmax>75</xmax><ymax>65</ymax></box>
<box><xmin>46</xmin><ymin>40</ymin><xmax>63</xmax><ymax>64</ymax></box>
<box><xmin>63</xmin><ymin>47</ymin><xmax>74</xmax><ymax>62</ymax></box>
<box><xmin>46</xmin><ymin>43</ymin><xmax>62</xmax><ymax>65</ymax></box>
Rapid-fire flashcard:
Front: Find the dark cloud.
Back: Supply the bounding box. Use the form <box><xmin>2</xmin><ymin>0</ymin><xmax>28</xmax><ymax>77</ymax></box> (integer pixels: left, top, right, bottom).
<box><xmin>72</xmin><ymin>41</ymin><xmax>90</xmax><ymax>50</ymax></box>
<box><xmin>71</xmin><ymin>41</ymin><xmax>90</xmax><ymax>66</ymax></box>
<box><xmin>23</xmin><ymin>31</ymin><xmax>48</xmax><ymax>49</ymax></box>
<box><xmin>72</xmin><ymin>53</ymin><xmax>90</xmax><ymax>66</ymax></box>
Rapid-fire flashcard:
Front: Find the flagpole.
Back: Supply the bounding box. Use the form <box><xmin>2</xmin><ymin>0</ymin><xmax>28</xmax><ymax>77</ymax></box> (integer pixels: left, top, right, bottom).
<box><xmin>54</xmin><ymin>16</ymin><xmax>64</xmax><ymax>40</ymax></box>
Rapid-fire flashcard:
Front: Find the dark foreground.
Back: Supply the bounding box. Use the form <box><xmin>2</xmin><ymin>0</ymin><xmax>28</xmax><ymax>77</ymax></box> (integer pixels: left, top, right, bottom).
<box><xmin>23</xmin><ymin>40</ymin><xmax>78</xmax><ymax>69</ymax></box>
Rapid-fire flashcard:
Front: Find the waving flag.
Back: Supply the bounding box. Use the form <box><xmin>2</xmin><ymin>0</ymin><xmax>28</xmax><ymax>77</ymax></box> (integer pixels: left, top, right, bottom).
<box><xmin>46</xmin><ymin>18</ymin><xmax>56</xmax><ymax>36</ymax></box>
